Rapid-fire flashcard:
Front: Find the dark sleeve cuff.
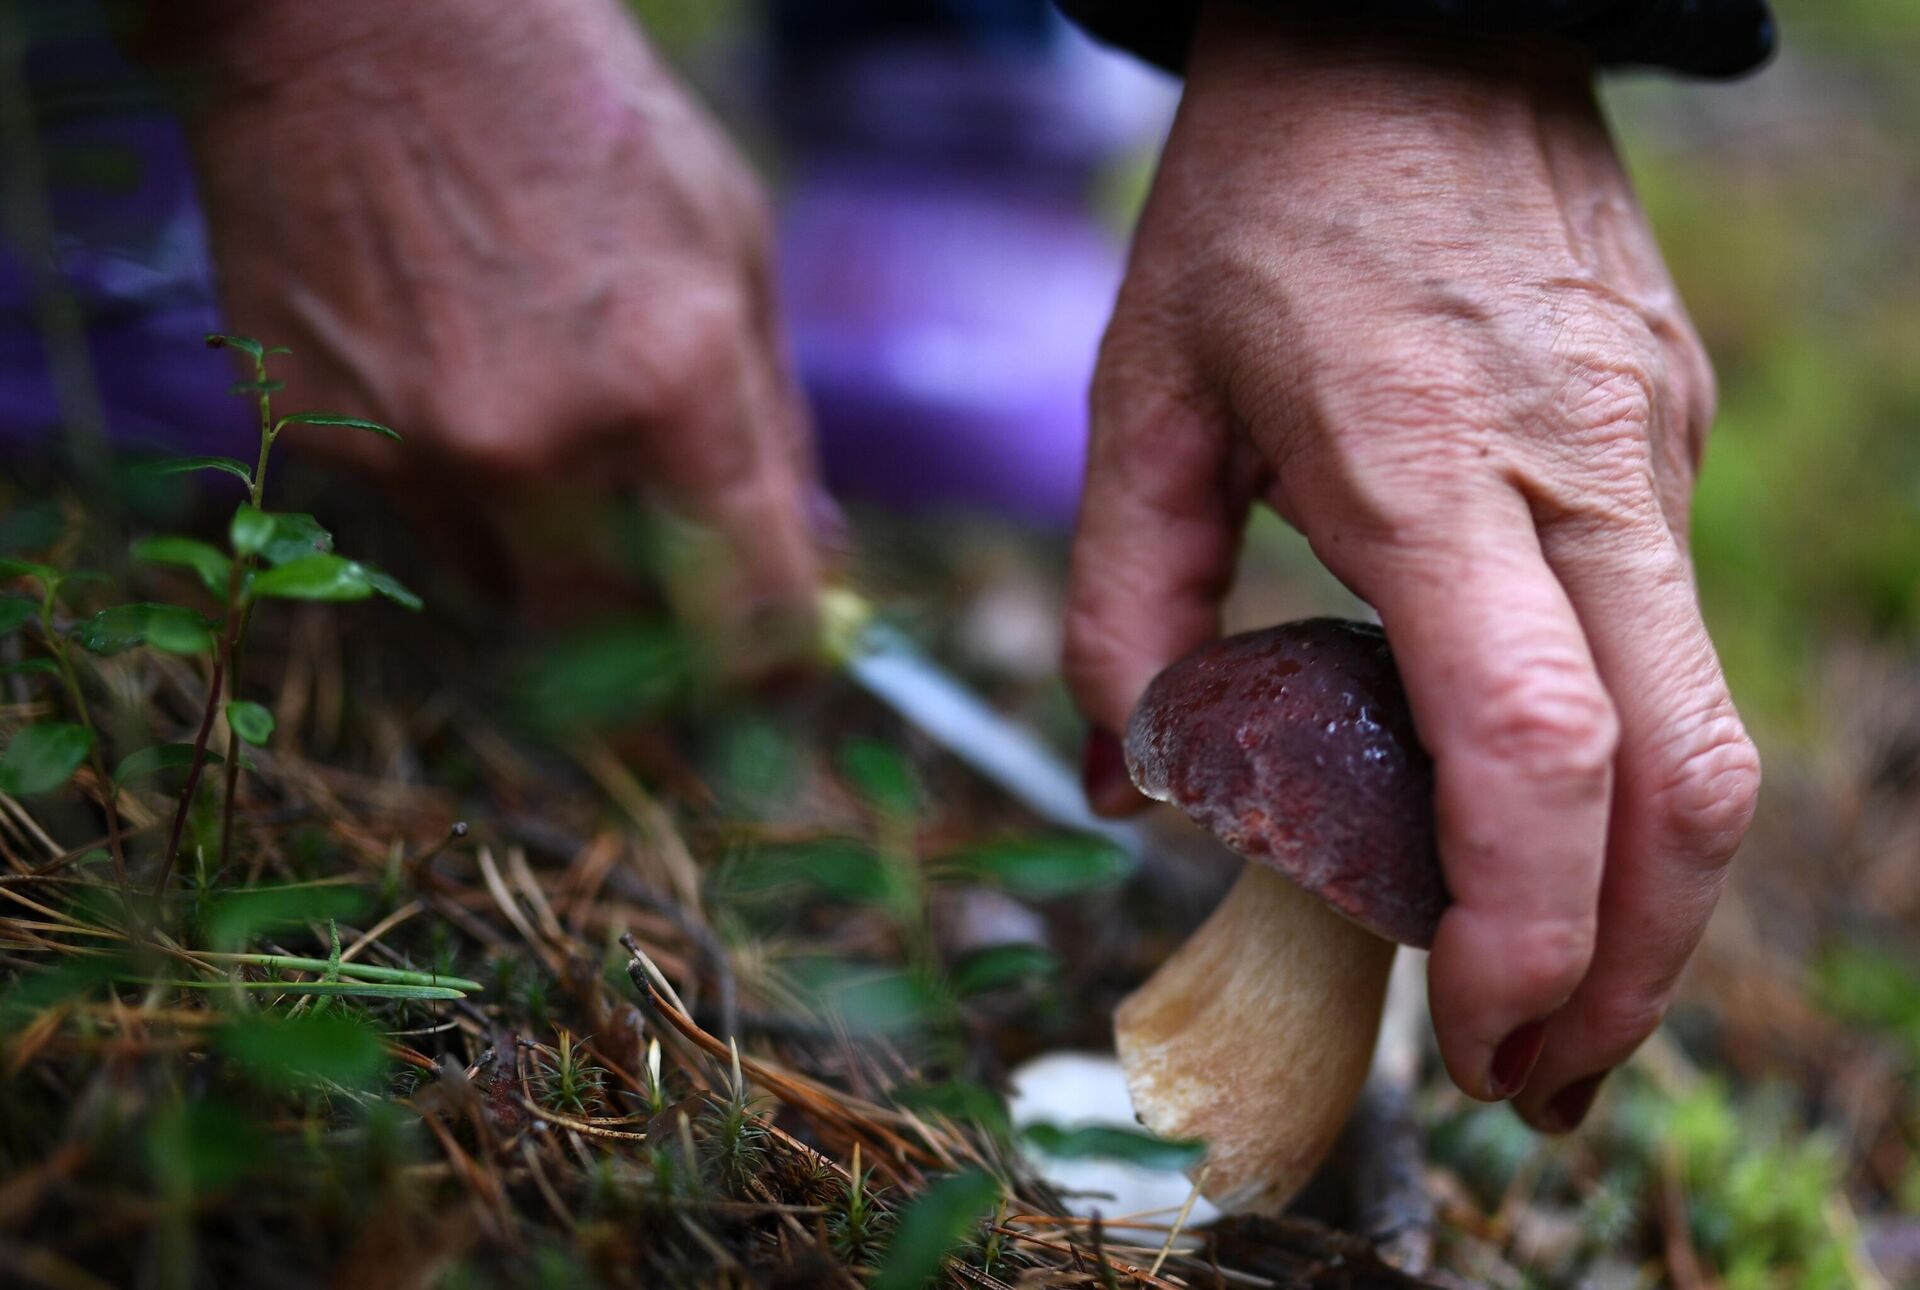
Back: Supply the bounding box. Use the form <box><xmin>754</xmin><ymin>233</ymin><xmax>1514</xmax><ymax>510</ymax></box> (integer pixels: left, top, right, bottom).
<box><xmin>1056</xmin><ymin>0</ymin><xmax>1776</xmax><ymax>79</ymax></box>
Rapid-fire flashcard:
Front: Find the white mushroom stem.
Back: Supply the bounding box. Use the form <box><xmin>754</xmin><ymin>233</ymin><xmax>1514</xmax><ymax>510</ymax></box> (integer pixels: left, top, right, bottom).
<box><xmin>1115</xmin><ymin>863</ymin><xmax>1395</xmax><ymax>1215</ymax></box>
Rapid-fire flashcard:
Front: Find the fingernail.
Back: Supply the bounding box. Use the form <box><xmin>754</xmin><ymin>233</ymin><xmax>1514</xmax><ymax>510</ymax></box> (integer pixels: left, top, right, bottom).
<box><xmin>1081</xmin><ymin>727</ymin><xmax>1143</xmax><ymax>816</ymax></box>
<box><xmin>1490</xmin><ymin>1020</ymin><xmax>1548</xmax><ymax>1099</ymax></box>
<box><xmin>1541</xmin><ymin>1071</ymin><xmax>1609</xmax><ymax>1133</ymax></box>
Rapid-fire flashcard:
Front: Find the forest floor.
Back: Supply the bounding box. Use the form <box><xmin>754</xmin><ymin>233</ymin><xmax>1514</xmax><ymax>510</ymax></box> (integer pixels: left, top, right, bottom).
<box><xmin>0</xmin><ymin>463</ymin><xmax>1916</xmax><ymax>1290</ymax></box>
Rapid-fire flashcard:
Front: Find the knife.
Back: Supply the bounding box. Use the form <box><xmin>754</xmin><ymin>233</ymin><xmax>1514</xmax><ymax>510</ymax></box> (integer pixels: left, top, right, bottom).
<box><xmin>823</xmin><ymin>589</ymin><xmax>1147</xmax><ymax>859</ymax></box>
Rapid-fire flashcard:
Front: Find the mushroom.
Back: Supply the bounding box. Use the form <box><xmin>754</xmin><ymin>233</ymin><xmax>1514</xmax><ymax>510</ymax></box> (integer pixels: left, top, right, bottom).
<box><xmin>1115</xmin><ymin>618</ymin><xmax>1446</xmax><ymax>1215</ymax></box>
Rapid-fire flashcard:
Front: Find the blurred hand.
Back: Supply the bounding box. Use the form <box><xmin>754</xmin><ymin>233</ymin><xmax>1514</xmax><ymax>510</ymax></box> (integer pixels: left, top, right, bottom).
<box><xmin>1068</xmin><ymin>4</ymin><xmax>1760</xmax><ymax>1128</ymax></box>
<box><xmin>176</xmin><ymin>0</ymin><xmax>820</xmax><ymax>634</ymax></box>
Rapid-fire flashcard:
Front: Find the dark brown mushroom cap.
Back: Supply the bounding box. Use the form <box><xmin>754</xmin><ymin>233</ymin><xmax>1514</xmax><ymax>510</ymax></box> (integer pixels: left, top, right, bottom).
<box><xmin>1124</xmin><ymin>619</ymin><xmax>1446</xmax><ymax>948</ymax></box>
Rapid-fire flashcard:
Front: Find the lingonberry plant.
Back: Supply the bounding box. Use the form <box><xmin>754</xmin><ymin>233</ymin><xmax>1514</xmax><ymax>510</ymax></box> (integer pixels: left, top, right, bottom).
<box><xmin>0</xmin><ymin>332</ymin><xmax>420</xmax><ymax>911</ymax></box>
<box><xmin>141</xmin><ymin>334</ymin><xmax>419</xmax><ymax>897</ymax></box>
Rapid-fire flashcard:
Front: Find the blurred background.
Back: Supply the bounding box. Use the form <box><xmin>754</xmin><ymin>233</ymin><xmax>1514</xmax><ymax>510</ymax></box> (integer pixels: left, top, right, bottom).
<box><xmin>2</xmin><ymin>0</ymin><xmax>1918</xmax><ymax>1284</ymax></box>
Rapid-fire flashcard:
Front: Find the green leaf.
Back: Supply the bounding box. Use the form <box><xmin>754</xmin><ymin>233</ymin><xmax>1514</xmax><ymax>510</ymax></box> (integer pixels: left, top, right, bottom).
<box><xmin>205</xmin><ymin>333</ymin><xmax>264</xmax><ymax>360</ymax></box>
<box><xmin>115</xmin><ymin>742</ymin><xmax>222</xmax><ymax>785</ymax></box>
<box><xmin>225</xmin><ymin>700</ymin><xmax>275</xmax><ymax>746</ymax></box>
<box><xmin>205</xmin><ymin>884</ymin><xmax>370</xmax><ymax>950</ymax></box>
<box><xmin>71</xmin><ymin>603</ymin><xmax>215</xmax><ymax>655</ymax></box>
<box><xmin>510</xmin><ymin>619</ymin><xmax>691</xmax><ymax>732</ymax></box>
<box><xmin>839</xmin><ymin>737</ymin><xmax>919</xmax><ymax>818</ymax></box>
<box><xmin>725</xmin><ymin>838</ymin><xmax>902</xmax><ymax>906</ymax></box>
<box><xmin>1</xmin><ymin>957</ymin><xmax>123</xmax><ymax>1029</ymax></box>
<box><xmin>310</xmin><ymin>917</ymin><xmax>345</xmax><ymax>1017</ymax></box>
<box><xmin>133</xmin><ymin>456</ymin><xmax>253</xmax><ymax>488</ymax></box>
<box><xmin>227</xmin><ymin>508</ymin><xmax>346</xmax><ymax>574</ymax></box>
<box><xmin>948</xmin><ymin>943</ymin><xmax>1058</xmax><ymax>998</ymax></box>
<box><xmin>229</xmin><ymin>503</ymin><xmax>273</xmax><ymax>557</ymax></box>
<box><xmin>0</xmin><ymin>658</ymin><xmax>58</xmax><ymax>678</ymax></box>
<box><xmin>229</xmin><ymin>503</ymin><xmax>336</xmax><ymax>564</ymax></box>
<box><xmin>269</xmin><ymin>516</ymin><xmax>335</xmax><ymax>566</ymax></box>
<box><xmin>939</xmin><ymin>835</ymin><xmax>1133</xmax><ymax>899</ymax></box>
<box><xmin>870</xmin><ymin>1170</ymin><xmax>1001</xmax><ymax>1290</ymax></box>
<box><xmin>0</xmin><ymin>596</ymin><xmax>35</xmax><ymax>636</ymax></box>
<box><xmin>1812</xmin><ymin>943</ymin><xmax>1920</xmax><ymax>1065</ymax></box>
<box><xmin>200</xmin><ymin>953</ymin><xmax>484</xmax><ymax>993</ymax></box>
<box><xmin>228</xmin><ymin>379</ymin><xmax>285</xmax><ymax>396</ymax></box>
<box><xmin>142</xmin><ymin>977</ymin><xmax>460</xmax><ymax>1000</ymax></box>
<box><xmin>255</xmin><ymin>511</ymin><xmax>334</xmax><ymax>566</ymax></box>
<box><xmin>794</xmin><ymin>960</ymin><xmax>945</xmax><ymax>1035</ymax></box>
<box><xmin>1021</xmin><ymin>1122</ymin><xmax>1206</xmax><ymax>1172</ymax></box>
<box><xmin>0</xmin><ymin>556</ymin><xmax>56</xmax><ymax>585</ymax></box>
<box><xmin>363</xmin><ymin>566</ymin><xmax>422</xmax><ymax>611</ymax></box>
<box><xmin>0</xmin><ymin>502</ymin><xmax>63</xmax><ymax>555</ymax></box>
<box><xmin>247</xmin><ymin>554</ymin><xmax>374</xmax><ymax>603</ymax></box>
<box><xmin>0</xmin><ymin>722</ymin><xmax>94</xmax><ymax>795</ymax></box>
<box><xmin>215</xmin><ymin>1014</ymin><xmax>389</xmax><ymax>1091</ymax></box>
<box><xmin>132</xmin><ymin>536</ymin><xmax>232</xmax><ymax>596</ymax></box>
<box><xmin>148</xmin><ymin>1099</ymin><xmax>265</xmax><ymax>1195</ymax></box>
<box><xmin>275</xmin><ymin>411</ymin><xmax>402</xmax><ymax>442</ymax></box>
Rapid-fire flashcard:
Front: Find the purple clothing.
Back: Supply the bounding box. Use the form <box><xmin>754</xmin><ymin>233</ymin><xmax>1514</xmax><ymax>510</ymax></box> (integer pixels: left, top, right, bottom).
<box><xmin>1</xmin><ymin>18</ymin><xmax>250</xmax><ymax>456</ymax></box>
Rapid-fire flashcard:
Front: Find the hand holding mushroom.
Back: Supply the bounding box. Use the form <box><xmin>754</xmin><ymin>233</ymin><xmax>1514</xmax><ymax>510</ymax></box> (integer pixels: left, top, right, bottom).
<box><xmin>1072</xmin><ymin>1</ymin><xmax>1761</xmax><ymax>1149</ymax></box>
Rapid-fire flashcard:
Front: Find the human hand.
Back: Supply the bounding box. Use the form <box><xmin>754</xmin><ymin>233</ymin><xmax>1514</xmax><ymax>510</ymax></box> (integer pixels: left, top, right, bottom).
<box><xmin>1068</xmin><ymin>4</ymin><xmax>1760</xmax><ymax>1129</ymax></box>
<box><xmin>173</xmin><ymin>0</ymin><xmax>820</xmax><ymax>640</ymax></box>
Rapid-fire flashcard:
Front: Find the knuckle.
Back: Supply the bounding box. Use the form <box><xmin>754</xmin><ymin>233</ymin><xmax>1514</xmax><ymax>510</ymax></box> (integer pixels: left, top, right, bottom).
<box><xmin>626</xmin><ymin>291</ymin><xmax>751</xmax><ymax>426</ymax></box>
<box><xmin>1465</xmin><ymin>661</ymin><xmax>1620</xmax><ymax>793</ymax></box>
<box><xmin>1579</xmin><ymin>986</ymin><xmax>1673</xmax><ymax>1060</ymax></box>
<box><xmin>1683</xmin><ymin>344</ymin><xmax>1718</xmax><ymax>431</ymax></box>
<box><xmin>1061</xmin><ymin>596</ymin><xmax>1123</xmax><ymax>684</ymax></box>
<box><xmin>425</xmin><ymin>395</ymin><xmax>546</xmax><ymax>475</ymax></box>
<box><xmin>673</xmin><ymin>410</ymin><xmax>771</xmax><ymax>499</ymax></box>
<box><xmin>1505</xmin><ymin>914</ymin><xmax>1598</xmax><ymax>1007</ymax></box>
<box><xmin>1059</xmin><ymin>602</ymin><xmax>1132</xmax><ymax>726</ymax></box>
<box><xmin>729</xmin><ymin>174</ymin><xmax>777</xmax><ymax>246</ymax></box>
<box><xmin>1649</xmin><ymin>720</ymin><xmax>1763</xmax><ymax>867</ymax></box>
<box><xmin>1531</xmin><ymin>357</ymin><xmax>1666</xmax><ymax>514</ymax></box>
<box><xmin>1565</xmin><ymin>356</ymin><xmax>1658</xmax><ymax>438</ymax></box>
<box><xmin>1676</xmin><ymin>341</ymin><xmax>1719</xmax><ymax>468</ymax></box>
<box><xmin>457</xmin><ymin>431</ymin><xmax>542</xmax><ymax>475</ymax></box>
<box><xmin>724</xmin><ymin>182</ymin><xmax>780</xmax><ymax>277</ymax></box>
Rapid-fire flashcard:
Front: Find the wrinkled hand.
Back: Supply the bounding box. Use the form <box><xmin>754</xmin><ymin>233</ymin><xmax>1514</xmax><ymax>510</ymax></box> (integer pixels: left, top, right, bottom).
<box><xmin>1068</xmin><ymin>5</ymin><xmax>1760</xmax><ymax>1128</ymax></box>
<box><xmin>178</xmin><ymin>0</ymin><xmax>819</xmax><ymax>633</ymax></box>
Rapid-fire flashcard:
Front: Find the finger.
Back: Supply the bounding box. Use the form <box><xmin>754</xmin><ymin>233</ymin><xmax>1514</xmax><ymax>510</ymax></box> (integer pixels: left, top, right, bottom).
<box><xmin>747</xmin><ymin>267</ymin><xmax>850</xmax><ymax>566</ymax></box>
<box><xmin>1513</xmin><ymin>520</ymin><xmax>1759</xmax><ymax>1130</ymax></box>
<box><xmin>743</xmin><ymin>210</ymin><xmax>824</xmax><ymax>496</ymax></box>
<box><xmin>1063</xmin><ymin>354</ymin><xmax>1245</xmax><ymax>745</ymax></box>
<box><xmin>648</xmin><ymin>331</ymin><xmax>824</xmax><ymax>638</ymax></box>
<box><xmin>1304</xmin><ymin>483</ymin><xmax>1616</xmax><ymax>1102</ymax></box>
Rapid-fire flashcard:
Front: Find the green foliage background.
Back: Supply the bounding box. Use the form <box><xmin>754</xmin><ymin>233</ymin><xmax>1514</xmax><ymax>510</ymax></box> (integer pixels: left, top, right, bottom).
<box><xmin>1612</xmin><ymin>0</ymin><xmax>1920</xmax><ymax>735</ymax></box>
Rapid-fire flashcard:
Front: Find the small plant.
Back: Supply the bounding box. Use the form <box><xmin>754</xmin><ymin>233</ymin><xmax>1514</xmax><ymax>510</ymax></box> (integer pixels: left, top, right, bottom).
<box><xmin>534</xmin><ymin>1030</ymin><xmax>607</xmax><ymax>1117</ymax></box>
<box><xmin>641</xmin><ymin>1038</ymin><xmax>669</xmax><ymax>1118</ymax></box>
<box><xmin>717</xmin><ymin>736</ymin><xmax>1117</xmax><ymax>1072</ymax></box>
<box><xmin>698</xmin><ymin>1040</ymin><xmax>769</xmax><ymax>1197</ymax></box>
<box><xmin>493</xmin><ymin>955</ymin><xmax>555</xmax><ymax>1030</ymax></box>
<box><xmin>0</xmin><ymin>334</ymin><xmax>418</xmax><ymax>910</ymax></box>
<box><xmin>0</xmin><ymin>552</ymin><xmax>131</xmax><ymax>887</ymax></box>
<box><xmin>829</xmin><ymin>1143</ymin><xmax>894</xmax><ymax>1267</ymax></box>
<box><xmin>141</xmin><ymin>334</ymin><xmax>419</xmax><ymax>897</ymax></box>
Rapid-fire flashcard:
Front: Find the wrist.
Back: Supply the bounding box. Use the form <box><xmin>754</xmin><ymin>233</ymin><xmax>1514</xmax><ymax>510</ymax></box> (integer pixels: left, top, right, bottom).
<box><xmin>1186</xmin><ymin>2</ymin><xmax>1597</xmax><ymax>132</ymax></box>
